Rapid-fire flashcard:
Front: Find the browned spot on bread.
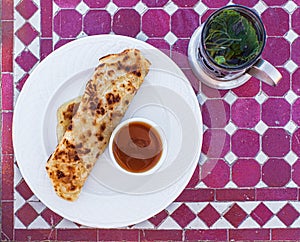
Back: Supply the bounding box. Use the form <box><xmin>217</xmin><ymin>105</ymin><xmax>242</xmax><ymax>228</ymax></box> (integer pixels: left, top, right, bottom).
<box><xmin>132</xmin><ymin>70</ymin><xmax>141</xmax><ymax>77</ymax></box>
<box><xmin>108</xmin><ymin>70</ymin><xmax>115</xmax><ymax>77</ymax></box>
<box><xmin>106</xmin><ymin>93</ymin><xmax>121</xmax><ymax>105</ymax></box>
<box><xmin>87</xmin><ymin>130</ymin><xmax>92</xmax><ymax>137</ymax></box>
<box><xmin>57</xmin><ymin>170</ymin><xmax>65</xmax><ymax>179</ymax></box>
<box><xmin>87</xmin><ymin>164</ymin><xmax>92</xmax><ymax>169</ymax></box>
<box><xmin>101</xmin><ymin>123</ymin><xmax>106</xmax><ymax>131</ymax></box>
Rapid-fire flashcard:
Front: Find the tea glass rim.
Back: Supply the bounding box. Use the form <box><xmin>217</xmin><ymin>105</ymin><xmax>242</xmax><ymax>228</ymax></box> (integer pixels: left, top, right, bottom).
<box><xmin>200</xmin><ymin>4</ymin><xmax>266</xmax><ymax>71</ymax></box>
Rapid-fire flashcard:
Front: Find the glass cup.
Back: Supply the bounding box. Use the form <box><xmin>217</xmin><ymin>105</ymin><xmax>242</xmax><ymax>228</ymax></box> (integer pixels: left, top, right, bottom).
<box><xmin>189</xmin><ymin>5</ymin><xmax>282</xmax><ymax>89</ymax></box>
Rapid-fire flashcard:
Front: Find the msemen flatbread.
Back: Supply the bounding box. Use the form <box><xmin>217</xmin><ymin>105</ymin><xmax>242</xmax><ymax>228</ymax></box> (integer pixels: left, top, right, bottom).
<box><xmin>46</xmin><ymin>49</ymin><xmax>151</xmax><ymax>201</ymax></box>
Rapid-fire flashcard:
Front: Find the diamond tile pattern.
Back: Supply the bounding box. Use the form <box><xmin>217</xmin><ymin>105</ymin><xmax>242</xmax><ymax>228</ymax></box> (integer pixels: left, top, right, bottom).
<box><xmin>7</xmin><ymin>0</ymin><xmax>300</xmax><ymax>236</ymax></box>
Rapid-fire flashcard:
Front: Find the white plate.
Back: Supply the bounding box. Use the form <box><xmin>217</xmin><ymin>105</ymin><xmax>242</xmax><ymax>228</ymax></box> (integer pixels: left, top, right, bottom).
<box><xmin>13</xmin><ymin>35</ymin><xmax>203</xmax><ymax>228</ymax></box>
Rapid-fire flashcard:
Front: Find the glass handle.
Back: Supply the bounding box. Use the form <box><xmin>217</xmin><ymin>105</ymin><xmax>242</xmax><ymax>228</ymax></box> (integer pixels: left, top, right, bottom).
<box><xmin>247</xmin><ymin>59</ymin><xmax>282</xmax><ymax>86</ymax></box>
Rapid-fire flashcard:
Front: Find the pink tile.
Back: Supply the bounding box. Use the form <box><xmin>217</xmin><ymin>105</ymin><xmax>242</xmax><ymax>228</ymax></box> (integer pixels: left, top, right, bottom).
<box><xmin>202</xmin><ymin>99</ymin><xmax>230</xmax><ymax>128</ymax></box>
<box><xmin>2</xmin><ymin>0</ymin><xmax>13</xmax><ymax>20</ymax></box>
<box><xmin>229</xmin><ymin>229</ymin><xmax>270</xmax><ymax>240</ymax></box>
<box><xmin>232</xmin><ymin>129</ymin><xmax>259</xmax><ymax>157</ymax></box>
<box><xmin>16</xmin><ymin>203</ymin><xmax>39</xmax><ymax>227</ymax></box>
<box><xmin>54</xmin><ymin>0</ymin><xmax>80</xmax><ymax>7</ymax></box>
<box><xmin>175</xmin><ymin>189</ymin><xmax>215</xmax><ymax>202</ymax></box>
<box><xmin>201</xmin><ymin>84</ymin><xmax>228</xmax><ymax>98</ymax></box>
<box><xmin>171</xmin><ymin>39</ymin><xmax>189</xmax><ymax>68</ymax></box>
<box><xmin>41</xmin><ymin>0</ymin><xmax>53</xmax><ymax>37</ymax></box>
<box><xmin>262</xmin><ymin>8</ymin><xmax>289</xmax><ymax>36</ymax></box>
<box><xmin>173</xmin><ymin>0</ymin><xmax>198</xmax><ymax>7</ymax></box>
<box><xmin>202</xmin><ymin>129</ymin><xmax>230</xmax><ymax>158</ymax></box>
<box><xmin>292</xmin><ymin>128</ymin><xmax>300</xmax><ymax>156</ymax></box>
<box><xmin>2</xmin><ymin>155</ymin><xmax>14</xmax><ymax>200</ymax></box>
<box><xmin>223</xmin><ymin>203</ymin><xmax>248</xmax><ymax>228</ymax></box>
<box><xmin>148</xmin><ymin>210</ymin><xmax>168</xmax><ymax>227</ymax></box>
<box><xmin>54</xmin><ymin>10</ymin><xmax>82</xmax><ymax>38</ymax></box>
<box><xmin>140</xmin><ymin>230</ymin><xmax>182</xmax><ymax>241</ymax></box>
<box><xmin>292</xmin><ymin>99</ymin><xmax>300</xmax><ymax>125</ymax></box>
<box><xmin>198</xmin><ymin>204</ymin><xmax>220</xmax><ymax>227</ymax></box>
<box><xmin>54</xmin><ymin>39</ymin><xmax>74</xmax><ymax>50</ymax></box>
<box><xmin>98</xmin><ymin>229</ymin><xmax>138</xmax><ymax>241</ymax></box>
<box><xmin>272</xmin><ymin>228</ymin><xmax>300</xmax><ymax>240</ymax></box>
<box><xmin>2</xmin><ymin>21</ymin><xmax>13</xmax><ymax>72</ymax></box>
<box><xmin>185</xmin><ymin>229</ymin><xmax>227</xmax><ymax>241</ymax></box>
<box><xmin>292</xmin><ymin>68</ymin><xmax>300</xmax><ymax>95</ymax></box>
<box><xmin>171</xmin><ymin>9</ymin><xmax>199</xmax><ymax>38</ymax></box>
<box><xmin>262</xmin><ymin>128</ymin><xmax>290</xmax><ymax>157</ymax></box>
<box><xmin>292</xmin><ymin>37</ymin><xmax>300</xmax><ymax>65</ymax></box>
<box><xmin>232</xmin><ymin>159</ymin><xmax>261</xmax><ymax>187</ymax></box>
<box><xmin>250</xmin><ymin>203</ymin><xmax>273</xmax><ymax>226</ymax></box>
<box><xmin>16</xmin><ymin>73</ymin><xmax>29</xmax><ymax>92</ymax></box>
<box><xmin>16</xmin><ymin>22</ymin><xmax>39</xmax><ymax>46</ymax></box>
<box><xmin>41</xmin><ymin>208</ymin><xmax>63</xmax><ymax>227</ymax></box>
<box><xmin>232</xmin><ymin>0</ymin><xmax>258</xmax><ymax>7</ymax></box>
<box><xmin>1</xmin><ymin>73</ymin><xmax>13</xmax><ymax>111</ymax></box>
<box><xmin>15</xmin><ymin>229</ymin><xmax>56</xmax><ymax>241</ymax></box>
<box><xmin>15</xmin><ymin>50</ymin><xmax>38</xmax><ymax>72</ymax></box>
<box><xmin>262</xmin><ymin>67</ymin><xmax>290</xmax><ymax>97</ymax></box>
<box><xmin>15</xmin><ymin>0</ymin><xmax>38</xmax><ymax>20</ymax></box>
<box><xmin>15</xmin><ymin>179</ymin><xmax>34</xmax><ymax>200</ymax></box>
<box><xmin>216</xmin><ymin>189</ymin><xmax>255</xmax><ymax>201</ymax></box>
<box><xmin>142</xmin><ymin>9</ymin><xmax>169</xmax><ymax>37</ymax></box>
<box><xmin>113</xmin><ymin>9</ymin><xmax>140</xmax><ymax>37</ymax></box>
<box><xmin>83</xmin><ymin>10</ymin><xmax>111</xmax><ymax>35</ymax></box>
<box><xmin>83</xmin><ymin>0</ymin><xmax>110</xmax><ymax>7</ymax></box>
<box><xmin>292</xmin><ymin>160</ymin><xmax>300</xmax><ymax>186</ymax></box>
<box><xmin>142</xmin><ymin>0</ymin><xmax>168</xmax><ymax>7</ymax></box>
<box><xmin>57</xmin><ymin>229</ymin><xmax>97</xmax><ymax>241</ymax></box>
<box><xmin>292</xmin><ymin>8</ymin><xmax>300</xmax><ymax>35</ymax></box>
<box><xmin>186</xmin><ymin>164</ymin><xmax>200</xmax><ymax>188</ymax></box>
<box><xmin>171</xmin><ymin>204</ymin><xmax>196</xmax><ymax>228</ymax></box>
<box><xmin>1</xmin><ymin>202</ymin><xmax>14</xmax><ymax>241</ymax></box>
<box><xmin>201</xmin><ymin>159</ymin><xmax>230</xmax><ymax>188</ymax></box>
<box><xmin>262</xmin><ymin>98</ymin><xmax>290</xmax><ymax>126</ymax></box>
<box><xmin>146</xmin><ymin>38</ymin><xmax>170</xmax><ymax>52</ymax></box>
<box><xmin>232</xmin><ymin>99</ymin><xmax>260</xmax><ymax>128</ymax></box>
<box><xmin>40</xmin><ymin>39</ymin><xmax>53</xmax><ymax>60</ymax></box>
<box><xmin>232</xmin><ymin>77</ymin><xmax>260</xmax><ymax>97</ymax></box>
<box><xmin>277</xmin><ymin>203</ymin><xmax>299</xmax><ymax>226</ymax></box>
<box><xmin>262</xmin><ymin>37</ymin><xmax>290</xmax><ymax>66</ymax></box>
<box><xmin>2</xmin><ymin>112</ymin><xmax>13</xmax><ymax>155</ymax></box>
<box><xmin>202</xmin><ymin>0</ymin><xmax>229</xmax><ymax>8</ymax></box>
<box><xmin>264</xmin><ymin>0</ymin><xmax>288</xmax><ymax>5</ymax></box>
<box><xmin>256</xmin><ymin>188</ymin><xmax>297</xmax><ymax>201</ymax></box>
<box><xmin>113</xmin><ymin>0</ymin><xmax>139</xmax><ymax>7</ymax></box>
<box><xmin>182</xmin><ymin>69</ymin><xmax>200</xmax><ymax>94</ymax></box>
<box><xmin>201</xmin><ymin>9</ymin><xmax>215</xmax><ymax>24</ymax></box>
<box><xmin>262</xmin><ymin>159</ymin><xmax>291</xmax><ymax>187</ymax></box>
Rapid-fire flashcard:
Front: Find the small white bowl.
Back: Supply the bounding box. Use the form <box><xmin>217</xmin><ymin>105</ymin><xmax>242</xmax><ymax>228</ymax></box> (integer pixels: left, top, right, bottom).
<box><xmin>109</xmin><ymin>117</ymin><xmax>167</xmax><ymax>176</ymax></box>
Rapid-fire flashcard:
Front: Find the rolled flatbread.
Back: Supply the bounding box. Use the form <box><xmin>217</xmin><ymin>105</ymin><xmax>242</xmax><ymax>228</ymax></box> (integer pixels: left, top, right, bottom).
<box><xmin>46</xmin><ymin>49</ymin><xmax>151</xmax><ymax>201</ymax></box>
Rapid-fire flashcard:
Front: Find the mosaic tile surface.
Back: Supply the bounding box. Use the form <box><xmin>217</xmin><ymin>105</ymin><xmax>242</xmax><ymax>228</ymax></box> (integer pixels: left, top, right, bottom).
<box><xmin>2</xmin><ymin>0</ymin><xmax>300</xmax><ymax>240</ymax></box>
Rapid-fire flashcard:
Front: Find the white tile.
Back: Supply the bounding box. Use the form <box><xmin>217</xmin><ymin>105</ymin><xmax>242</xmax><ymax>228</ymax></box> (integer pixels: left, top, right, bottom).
<box><xmin>158</xmin><ymin>217</ymin><xmax>182</xmax><ymax>229</ymax></box>
<box><xmin>27</xmin><ymin>37</ymin><xmax>40</xmax><ymax>60</ymax></box>
<box><xmin>211</xmin><ymin>217</ymin><xmax>234</xmax><ymax>229</ymax></box>
<box><xmin>187</xmin><ymin>217</ymin><xmax>208</xmax><ymax>229</ymax></box>
<box><xmin>285</xmin><ymin>90</ymin><xmax>298</xmax><ymax>104</ymax></box>
<box><xmin>284</xmin><ymin>120</ymin><xmax>298</xmax><ymax>134</ymax></box>
<box><xmin>76</xmin><ymin>1</ymin><xmax>89</xmax><ymax>15</ymax></box>
<box><xmin>14</xmin><ymin>163</ymin><xmax>23</xmax><ymax>186</ymax></box>
<box><xmin>132</xmin><ymin>220</ymin><xmax>154</xmax><ymax>229</ymax></box>
<box><xmin>14</xmin><ymin>0</ymin><xmax>22</xmax><ymax>7</ymax></box>
<box><xmin>224</xmin><ymin>181</ymin><xmax>238</xmax><ymax>188</ymax></box>
<box><xmin>106</xmin><ymin>2</ymin><xmax>118</xmax><ymax>16</ymax></box>
<box><xmin>255</xmin><ymin>120</ymin><xmax>268</xmax><ymax>135</ymax></box>
<box><xmin>286</xmin><ymin>180</ymin><xmax>298</xmax><ymax>188</ymax></box>
<box><xmin>224</xmin><ymin>91</ymin><xmax>238</xmax><ymax>105</ymax></box>
<box><xmin>14</xmin><ymin>216</ymin><xmax>26</xmax><ymax>229</ymax></box>
<box><xmin>53</xmin><ymin>1</ymin><xmax>60</xmax><ymax>16</ymax></box>
<box><xmin>284</xmin><ymin>30</ymin><xmax>299</xmax><ymax>44</ymax></box>
<box><xmin>14</xmin><ymin>190</ymin><xmax>26</xmax><ymax>213</ymax></box>
<box><xmin>237</xmin><ymin>202</ymin><xmax>260</xmax><ymax>214</ymax></box>
<box><xmin>253</xmin><ymin>1</ymin><xmax>268</xmax><ymax>14</ymax></box>
<box><xmin>283</xmin><ymin>1</ymin><xmax>298</xmax><ymax>14</ymax></box>
<box><xmin>29</xmin><ymin>8</ymin><xmax>40</xmax><ymax>32</ymax></box>
<box><xmin>284</xmin><ymin>60</ymin><xmax>298</xmax><ymax>74</ymax></box>
<box><xmin>224</xmin><ymin>122</ymin><xmax>237</xmax><ymax>136</ymax></box>
<box><xmin>211</xmin><ymin>202</ymin><xmax>233</xmax><ymax>214</ymax></box>
<box><xmin>28</xmin><ymin>216</ymin><xmax>51</xmax><ymax>229</ymax></box>
<box><xmin>284</xmin><ymin>151</ymin><xmax>298</xmax><ymax>165</ymax></box>
<box><xmin>194</xmin><ymin>2</ymin><xmax>208</xmax><ymax>16</ymax></box>
<box><xmin>14</xmin><ymin>36</ymin><xmax>25</xmax><ymax>57</ymax></box>
<box><xmin>290</xmin><ymin>216</ymin><xmax>300</xmax><ymax>228</ymax></box>
<box><xmin>263</xmin><ymin>216</ymin><xmax>286</xmax><ymax>228</ymax></box>
<box><xmin>134</xmin><ymin>1</ymin><xmax>147</xmax><ymax>15</ymax></box>
<box><xmin>136</xmin><ymin>31</ymin><xmax>148</xmax><ymax>42</ymax></box>
<box><xmin>14</xmin><ymin>11</ymin><xmax>26</xmax><ymax>32</ymax></box>
<box><xmin>264</xmin><ymin>201</ymin><xmax>286</xmax><ymax>214</ymax></box>
<box><xmin>164</xmin><ymin>31</ymin><xmax>178</xmax><ymax>45</ymax></box>
<box><xmin>28</xmin><ymin>201</ymin><xmax>46</xmax><ymax>213</ymax></box>
<box><xmin>238</xmin><ymin>217</ymin><xmax>260</xmax><ymax>228</ymax></box>
<box><xmin>165</xmin><ymin>202</ymin><xmax>181</xmax><ymax>214</ymax></box>
<box><xmin>163</xmin><ymin>1</ymin><xmax>178</xmax><ymax>16</ymax></box>
<box><xmin>224</xmin><ymin>151</ymin><xmax>238</xmax><ymax>164</ymax></box>
<box><xmin>195</xmin><ymin>181</ymin><xmax>208</xmax><ymax>188</ymax></box>
<box><xmin>255</xmin><ymin>91</ymin><xmax>268</xmax><ymax>104</ymax></box>
<box><xmin>56</xmin><ymin>218</ymin><xmax>79</xmax><ymax>228</ymax></box>
<box><xmin>199</xmin><ymin>152</ymin><xmax>208</xmax><ymax>165</ymax></box>
<box><xmin>186</xmin><ymin>203</ymin><xmax>208</xmax><ymax>214</ymax></box>
<box><xmin>255</xmin><ymin>180</ymin><xmax>267</xmax><ymax>188</ymax></box>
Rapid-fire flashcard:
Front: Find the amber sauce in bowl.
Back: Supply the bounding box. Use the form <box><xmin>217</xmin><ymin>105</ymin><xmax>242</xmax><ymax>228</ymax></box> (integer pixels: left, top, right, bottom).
<box><xmin>109</xmin><ymin>118</ymin><xmax>167</xmax><ymax>175</ymax></box>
